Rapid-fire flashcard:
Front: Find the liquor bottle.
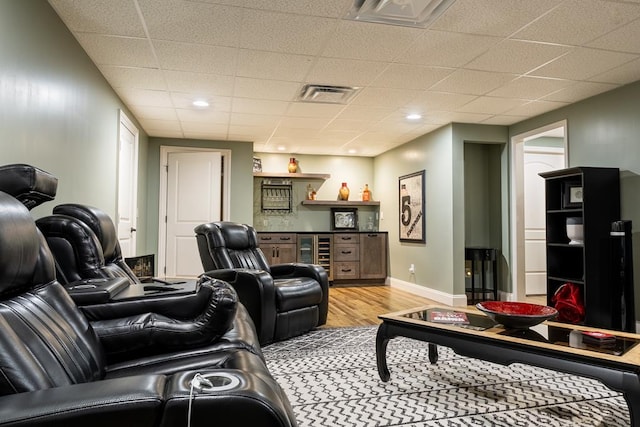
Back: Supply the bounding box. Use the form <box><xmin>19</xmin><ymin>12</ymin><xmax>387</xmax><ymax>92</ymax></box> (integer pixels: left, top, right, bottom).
<box><xmin>362</xmin><ymin>184</ymin><xmax>371</xmax><ymax>202</ymax></box>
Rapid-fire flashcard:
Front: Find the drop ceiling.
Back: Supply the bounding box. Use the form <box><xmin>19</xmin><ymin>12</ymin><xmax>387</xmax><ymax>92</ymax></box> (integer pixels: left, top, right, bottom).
<box><xmin>48</xmin><ymin>0</ymin><xmax>640</xmax><ymax>157</ymax></box>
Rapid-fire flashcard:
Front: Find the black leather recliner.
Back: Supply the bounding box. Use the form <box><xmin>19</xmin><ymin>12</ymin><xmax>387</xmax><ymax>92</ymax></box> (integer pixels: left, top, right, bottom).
<box><xmin>194</xmin><ymin>221</ymin><xmax>329</xmax><ymax>345</ymax></box>
<box><xmin>0</xmin><ymin>190</ymin><xmax>297</xmax><ymax>426</ymax></box>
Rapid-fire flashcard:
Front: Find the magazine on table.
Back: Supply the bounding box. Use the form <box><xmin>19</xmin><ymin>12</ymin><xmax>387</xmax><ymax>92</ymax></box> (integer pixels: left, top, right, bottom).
<box><xmin>428</xmin><ymin>310</ymin><xmax>469</xmax><ymax>325</ymax></box>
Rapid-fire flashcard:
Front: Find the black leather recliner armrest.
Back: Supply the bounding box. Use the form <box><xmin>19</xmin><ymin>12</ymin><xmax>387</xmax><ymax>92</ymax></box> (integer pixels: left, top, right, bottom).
<box><xmin>65</xmin><ymin>277</ymin><xmax>130</xmax><ymax>305</ymax></box>
<box><xmin>271</xmin><ymin>263</ymin><xmax>329</xmax><ymax>324</ymax></box>
<box><xmin>201</xmin><ymin>268</ymin><xmax>277</xmax><ymax>345</ymax></box>
<box><xmin>0</xmin><ymin>375</ymin><xmax>165</xmax><ymax>427</ymax></box>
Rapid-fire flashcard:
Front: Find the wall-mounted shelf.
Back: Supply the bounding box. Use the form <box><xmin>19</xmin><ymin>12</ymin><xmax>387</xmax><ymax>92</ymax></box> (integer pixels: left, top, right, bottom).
<box><xmin>253</xmin><ymin>172</ymin><xmax>330</xmax><ymax>180</ymax></box>
<box><xmin>301</xmin><ymin>200</ymin><xmax>380</xmax><ymax>207</ymax></box>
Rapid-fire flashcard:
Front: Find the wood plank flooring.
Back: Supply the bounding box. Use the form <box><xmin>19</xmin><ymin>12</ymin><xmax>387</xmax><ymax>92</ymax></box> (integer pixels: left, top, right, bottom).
<box><xmin>323</xmin><ymin>285</ymin><xmax>547</xmax><ymax>328</ymax></box>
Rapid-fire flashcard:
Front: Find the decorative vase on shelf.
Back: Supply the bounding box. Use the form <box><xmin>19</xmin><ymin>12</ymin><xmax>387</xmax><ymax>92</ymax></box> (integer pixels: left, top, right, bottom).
<box><xmin>566</xmin><ymin>217</ymin><xmax>584</xmax><ymax>245</ymax></box>
<box><xmin>338</xmin><ymin>182</ymin><xmax>350</xmax><ymax>201</ymax></box>
<box><xmin>362</xmin><ymin>184</ymin><xmax>371</xmax><ymax>202</ymax></box>
<box><xmin>287</xmin><ymin>157</ymin><xmax>297</xmax><ymax>173</ymax></box>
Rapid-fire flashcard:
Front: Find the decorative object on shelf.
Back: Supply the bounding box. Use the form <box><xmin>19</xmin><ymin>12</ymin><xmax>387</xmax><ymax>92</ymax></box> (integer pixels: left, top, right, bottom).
<box><xmin>331</xmin><ymin>207</ymin><xmax>358</xmax><ymax>230</ymax></box>
<box><xmin>399</xmin><ymin>170</ymin><xmax>425</xmax><ymax>243</ymax></box>
<box><xmin>362</xmin><ymin>184</ymin><xmax>371</xmax><ymax>201</ymax></box>
<box><xmin>287</xmin><ymin>157</ymin><xmax>298</xmax><ymax>173</ymax></box>
<box><xmin>306</xmin><ymin>184</ymin><xmax>317</xmax><ymax>201</ymax></box>
<box><xmin>566</xmin><ymin>217</ymin><xmax>584</xmax><ymax>244</ymax></box>
<box><xmin>476</xmin><ymin>301</ymin><xmax>558</xmax><ymax>329</ymax></box>
<box><xmin>338</xmin><ymin>182</ymin><xmax>350</xmax><ymax>201</ymax></box>
<box><xmin>552</xmin><ymin>282</ymin><xmax>585</xmax><ymax>324</ymax></box>
<box><xmin>562</xmin><ymin>181</ymin><xmax>583</xmax><ymax>209</ymax></box>
<box><xmin>252</xmin><ymin>157</ymin><xmax>262</xmax><ymax>173</ymax></box>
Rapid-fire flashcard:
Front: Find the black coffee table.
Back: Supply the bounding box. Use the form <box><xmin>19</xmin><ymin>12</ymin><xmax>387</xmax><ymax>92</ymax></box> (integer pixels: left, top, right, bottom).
<box><xmin>376</xmin><ymin>305</ymin><xmax>640</xmax><ymax>426</ymax></box>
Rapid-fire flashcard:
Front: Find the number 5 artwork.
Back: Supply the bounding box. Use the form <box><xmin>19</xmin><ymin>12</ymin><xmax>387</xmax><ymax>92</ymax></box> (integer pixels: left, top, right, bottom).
<box><xmin>398</xmin><ymin>170</ymin><xmax>426</xmax><ymax>243</ymax></box>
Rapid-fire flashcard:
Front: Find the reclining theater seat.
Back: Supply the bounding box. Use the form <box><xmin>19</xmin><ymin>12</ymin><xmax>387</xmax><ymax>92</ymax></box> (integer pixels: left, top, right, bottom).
<box><xmin>0</xmin><ymin>190</ymin><xmax>297</xmax><ymax>427</ymax></box>
<box><xmin>195</xmin><ymin>221</ymin><xmax>329</xmax><ymax>345</ymax></box>
<box><xmin>0</xmin><ymin>163</ymin><xmax>58</xmax><ymax>210</ymax></box>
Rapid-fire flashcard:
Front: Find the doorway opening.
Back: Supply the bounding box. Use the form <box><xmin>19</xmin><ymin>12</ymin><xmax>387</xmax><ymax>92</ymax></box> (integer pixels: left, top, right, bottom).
<box><xmin>510</xmin><ymin>120</ymin><xmax>567</xmax><ymax>303</ymax></box>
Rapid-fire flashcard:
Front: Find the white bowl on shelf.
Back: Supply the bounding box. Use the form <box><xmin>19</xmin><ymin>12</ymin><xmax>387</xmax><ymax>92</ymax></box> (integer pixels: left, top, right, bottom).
<box><xmin>566</xmin><ymin>217</ymin><xmax>583</xmax><ymax>245</ymax></box>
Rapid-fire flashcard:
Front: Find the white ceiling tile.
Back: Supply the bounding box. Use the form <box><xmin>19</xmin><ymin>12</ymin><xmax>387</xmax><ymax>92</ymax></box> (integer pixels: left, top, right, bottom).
<box><xmin>49</xmin><ymin>0</ymin><xmax>145</xmax><ymax>36</ymax></box>
<box><xmin>286</xmin><ymin>102</ymin><xmax>345</xmax><ymax>118</ymax></box>
<box><xmin>228</xmin><ymin>125</ymin><xmax>274</xmax><ymax>139</ymax></box>
<box><xmin>512</xmin><ymin>0</ymin><xmax>640</xmax><ymax>46</ymax></box>
<box><xmin>542</xmin><ymin>81</ymin><xmax>620</xmax><ymax>103</ymax></box>
<box><xmin>336</xmin><ymin>105</ymin><xmax>396</xmax><ymax>121</ymax></box>
<box><xmin>240</xmin><ymin>0</ymin><xmax>352</xmax><ymax>18</ymax></box>
<box><xmin>234</xmin><ymin>78</ymin><xmax>300</xmax><ymax>101</ymax></box>
<box><xmin>324</xmin><ymin>119</ymin><xmax>375</xmax><ymax>132</ymax></box>
<box><xmin>503</xmin><ymin>100</ymin><xmax>570</xmax><ymax>117</ymax></box>
<box><xmin>431</xmin><ymin>0</ymin><xmax>559</xmax><ymax>37</ymax></box>
<box><xmin>183</xmin><ymin>131</ymin><xmax>229</xmax><ymax>140</ymax></box>
<box><xmin>232</xmin><ymin>98</ymin><xmax>290</xmax><ymax>115</ymax></box>
<box><xmin>154</xmin><ymin>41</ymin><xmax>238</xmax><ymax>74</ymax></box>
<box><xmin>163</xmin><ymin>70</ymin><xmax>235</xmax><ymax>96</ymax></box>
<box><xmin>137</xmin><ymin>0</ymin><xmax>242</xmax><ymax>47</ymax></box>
<box><xmin>458</xmin><ymin>96</ymin><xmax>529</xmax><ymax>115</ymax></box>
<box><xmin>176</xmin><ymin>109</ymin><xmax>230</xmax><ymax>124</ymax></box>
<box><xmin>277</xmin><ymin>116</ymin><xmax>330</xmax><ymax>130</ymax></box>
<box><xmin>480</xmin><ymin>115</ymin><xmax>529</xmax><ymax>126</ymax></box>
<box><xmin>431</xmin><ymin>69</ymin><xmax>516</xmax><ymax>95</ymax></box>
<box><xmin>236</xmin><ymin>50</ymin><xmax>314</xmax><ymax>81</ymax></box>
<box><xmin>130</xmin><ymin>105</ymin><xmax>178</xmax><ymax>120</ymax></box>
<box><xmin>407</xmin><ymin>91</ymin><xmax>478</xmax><ymax>112</ymax></box>
<box><xmin>229</xmin><ymin>113</ymin><xmax>282</xmax><ymax>127</ymax></box>
<box><xmin>322</xmin><ymin>20</ymin><xmax>423</xmax><ymax>62</ymax></box>
<box><xmin>588</xmin><ymin>57</ymin><xmax>640</xmax><ymax>84</ymax></box>
<box><xmin>99</xmin><ymin>66</ymin><xmax>167</xmax><ymax>90</ymax></box>
<box><xmin>426</xmin><ymin>111</ymin><xmax>493</xmax><ymax>124</ymax></box>
<box><xmin>351</xmin><ymin>87</ymin><xmax>420</xmax><ymax>109</ymax></box>
<box><xmin>487</xmin><ymin>76</ymin><xmax>574</xmax><ymax>99</ymax></box>
<box><xmin>306</xmin><ymin>58</ymin><xmax>388</xmax><ymax>87</ymax></box>
<box><xmin>239</xmin><ymin>9</ymin><xmax>337</xmax><ymax>55</ymax></box>
<box><xmin>370</xmin><ymin>64</ymin><xmax>453</xmax><ymax>90</ymax></box>
<box><xmin>465</xmin><ymin>40</ymin><xmax>571</xmax><ymax>74</ymax></box>
<box><xmin>180</xmin><ymin>122</ymin><xmax>228</xmax><ymax>134</ymax></box>
<box><xmin>116</xmin><ymin>88</ymin><xmax>173</xmax><ymax>107</ymax></box>
<box><xmin>170</xmin><ymin>93</ymin><xmax>232</xmax><ymax>111</ymax></box>
<box><xmin>396</xmin><ymin>30</ymin><xmax>500</xmax><ymax>67</ymax></box>
<box><xmin>587</xmin><ymin>18</ymin><xmax>640</xmax><ymax>54</ymax></box>
<box><xmin>75</xmin><ymin>34</ymin><xmax>156</xmax><ymax>67</ymax></box>
<box><xmin>139</xmin><ymin>118</ymin><xmax>183</xmax><ymax>132</ymax></box>
<box><xmin>529</xmin><ymin>47</ymin><xmax>639</xmax><ymax>81</ymax></box>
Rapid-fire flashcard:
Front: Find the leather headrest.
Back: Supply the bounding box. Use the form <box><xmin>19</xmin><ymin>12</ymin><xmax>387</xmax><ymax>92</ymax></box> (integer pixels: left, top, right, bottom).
<box><xmin>53</xmin><ymin>204</ymin><xmax>118</xmax><ymax>258</ymax></box>
<box><xmin>0</xmin><ymin>164</ymin><xmax>58</xmax><ymax>210</ymax></box>
<box><xmin>0</xmin><ymin>191</ymin><xmax>42</xmax><ymax>295</ymax></box>
<box><xmin>195</xmin><ymin>222</ymin><xmax>257</xmax><ymax>250</ymax></box>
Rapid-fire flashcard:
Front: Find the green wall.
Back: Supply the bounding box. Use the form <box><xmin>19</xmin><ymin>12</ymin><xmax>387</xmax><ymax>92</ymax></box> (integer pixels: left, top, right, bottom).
<box><xmin>0</xmin><ymin>0</ymin><xmax>149</xmax><ymax>248</ymax></box>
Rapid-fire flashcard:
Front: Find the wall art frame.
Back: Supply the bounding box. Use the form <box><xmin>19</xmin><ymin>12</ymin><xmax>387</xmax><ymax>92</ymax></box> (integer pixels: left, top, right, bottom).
<box><xmin>331</xmin><ymin>207</ymin><xmax>359</xmax><ymax>231</ymax></box>
<box><xmin>399</xmin><ymin>170</ymin><xmax>426</xmax><ymax>243</ymax></box>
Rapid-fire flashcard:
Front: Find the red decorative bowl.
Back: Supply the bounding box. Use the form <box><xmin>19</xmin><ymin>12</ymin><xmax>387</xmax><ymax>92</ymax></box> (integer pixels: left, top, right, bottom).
<box><xmin>476</xmin><ymin>301</ymin><xmax>558</xmax><ymax>329</ymax></box>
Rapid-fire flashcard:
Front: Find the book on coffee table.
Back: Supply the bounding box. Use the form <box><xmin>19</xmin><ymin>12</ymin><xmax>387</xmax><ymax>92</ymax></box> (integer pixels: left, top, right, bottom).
<box><xmin>428</xmin><ymin>310</ymin><xmax>469</xmax><ymax>324</ymax></box>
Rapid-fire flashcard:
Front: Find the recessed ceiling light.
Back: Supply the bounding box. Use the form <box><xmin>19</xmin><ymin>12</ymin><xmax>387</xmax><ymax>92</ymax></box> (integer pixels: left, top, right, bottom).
<box><xmin>406</xmin><ymin>113</ymin><xmax>422</xmax><ymax>120</ymax></box>
<box><xmin>192</xmin><ymin>99</ymin><xmax>209</xmax><ymax>107</ymax></box>
<box><xmin>277</xmin><ymin>146</ymin><xmax>286</xmax><ymax>151</ymax></box>
<box><xmin>348</xmin><ymin>149</ymin><xmax>357</xmax><ymax>154</ymax></box>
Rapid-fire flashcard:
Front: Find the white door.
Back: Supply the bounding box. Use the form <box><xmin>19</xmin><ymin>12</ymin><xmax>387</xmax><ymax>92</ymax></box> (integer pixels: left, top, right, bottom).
<box><xmin>165</xmin><ymin>151</ymin><xmax>222</xmax><ymax>278</ymax></box>
<box><xmin>117</xmin><ymin>111</ymin><xmax>138</xmax><ymax>258</ymax></box>
<box><xmin>523</xmin><ymin>149</ymin><xmax>564</xmax><ymax>295</ymax></box>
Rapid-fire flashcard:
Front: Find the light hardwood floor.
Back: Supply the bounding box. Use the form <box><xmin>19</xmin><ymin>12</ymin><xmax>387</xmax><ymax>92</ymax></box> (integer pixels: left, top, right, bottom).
<box><xmin>323</xmin><ymin>285</ymin><xmax>547</xmax><ymax>328</ymax></box>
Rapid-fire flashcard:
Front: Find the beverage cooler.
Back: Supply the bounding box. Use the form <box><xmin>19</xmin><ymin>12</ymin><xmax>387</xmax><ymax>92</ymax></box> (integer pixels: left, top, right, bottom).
<box><xmin>297</xmin><ymin>234</ymin><xmax>333</xmax><ymax>281</ymax></box>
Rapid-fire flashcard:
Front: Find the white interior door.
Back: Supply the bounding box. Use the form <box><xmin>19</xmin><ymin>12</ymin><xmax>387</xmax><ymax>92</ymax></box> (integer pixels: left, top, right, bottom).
<box><xmin>523</xmin><ymin>148</ymin><xmax>565</xmax><ymax>295</ymax></box>
<box><xmin>117</xmin><ymin>111</ymin><xmax>138</xmax><ymax>258</ymax></box>
<box><xmin>165</xmin><ymin>151</ymin><xmax>222</xmax><ymax>278</ymax></box>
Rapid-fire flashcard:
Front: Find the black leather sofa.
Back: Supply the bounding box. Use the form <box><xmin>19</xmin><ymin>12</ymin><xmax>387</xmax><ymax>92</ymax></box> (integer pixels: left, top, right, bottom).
<box><xmin>195</xmin><ymin>221</ymin><xmax>329</xmax><ymax>345</ymax></box>
<box><xmin>0</xmin><ymin>172</ymin><xmax>297</xmax><ymax>426</ymax></box>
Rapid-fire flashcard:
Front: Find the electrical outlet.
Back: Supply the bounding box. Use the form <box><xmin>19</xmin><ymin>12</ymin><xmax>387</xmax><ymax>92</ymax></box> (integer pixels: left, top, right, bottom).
<box><xmin>409</xmin><ymin>264</ymin><xmax>415</xmax><ymax>274</ymax></box>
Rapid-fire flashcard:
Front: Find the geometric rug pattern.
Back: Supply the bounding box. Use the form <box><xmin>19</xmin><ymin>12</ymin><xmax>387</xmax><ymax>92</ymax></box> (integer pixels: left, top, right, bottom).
<box><xmin>263</xmin><ymin>326</ymin><xmax>630</xmax><ymax>426</ymax></box>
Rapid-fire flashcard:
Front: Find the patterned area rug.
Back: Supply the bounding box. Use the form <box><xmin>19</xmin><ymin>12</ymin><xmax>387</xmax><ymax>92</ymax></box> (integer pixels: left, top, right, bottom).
<box><xmin>262</xmin><ymin>326</ymin><xmax>629</xmax><ymax>426</ymax></box>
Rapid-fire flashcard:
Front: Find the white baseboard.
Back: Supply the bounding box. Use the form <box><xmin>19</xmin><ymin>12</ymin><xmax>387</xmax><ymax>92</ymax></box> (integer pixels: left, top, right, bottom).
<box><xmin>388</xmin><ymin>278</ymin><xmax>468</xmax><ymax>307</ymax></box>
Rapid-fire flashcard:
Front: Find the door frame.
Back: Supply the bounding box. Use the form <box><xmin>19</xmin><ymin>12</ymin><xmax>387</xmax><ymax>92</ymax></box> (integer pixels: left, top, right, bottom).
<box><xmin>509</xmin><ymin>120</ymin><xmax>567</xmax><ymax>302</ymax></box>
<box><xmin>157</xmin><ymin>146</ymin><xmax>231</xmax><ymax>276</ymax></box>
<box><xmin>117</xmin><ymin>110</ymin><xmax>139</xmax><ymax>257</ymax></box>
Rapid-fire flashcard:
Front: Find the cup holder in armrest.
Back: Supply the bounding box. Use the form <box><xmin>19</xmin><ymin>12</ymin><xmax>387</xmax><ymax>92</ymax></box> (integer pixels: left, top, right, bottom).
<box><xmin>191</xmin><ymin>372</ymin><xmax>241</xmax><ymax>392</ymax></box>
<box><xmin>64</xmin><ymin>277</ymin><xmax>130</xmax><ymax>305</ymax></box>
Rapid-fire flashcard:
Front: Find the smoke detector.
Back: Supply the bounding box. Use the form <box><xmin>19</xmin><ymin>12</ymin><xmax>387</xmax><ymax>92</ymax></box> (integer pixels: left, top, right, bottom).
<box><xmin>297</xmin><ymin>84</ymin><xmax>360</xmax><ymax>104</ymax></box>
<box><xmin>345</xmin><ymin>0</ymin><xmax>456</xmax><ymax>28</ymax></box>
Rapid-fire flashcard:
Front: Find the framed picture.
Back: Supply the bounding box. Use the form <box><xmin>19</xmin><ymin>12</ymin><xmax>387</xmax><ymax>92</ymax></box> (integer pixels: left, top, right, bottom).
<box><xmin>331</xmin><ymin>208</ymin><xmax>358</xmax><ymax>231</ymax></box>
<box><xmin>562</xmin><ymin>182</ymin><xmax>583</xmax><ymax>209</ymax></box>
<box><xmin>252</xmin><ymin>157</ymin><xmax>262</xmax><ymax>173</ymax></box>
<box><xmin>399</xmin><ymin>170</ymin><xmax>425</xmax><ymax>243</ymax></box>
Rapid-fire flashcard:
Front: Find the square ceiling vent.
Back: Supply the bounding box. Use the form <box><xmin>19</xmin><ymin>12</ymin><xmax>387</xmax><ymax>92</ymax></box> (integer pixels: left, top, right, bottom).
<box><xmin>297</xmin><ymin>84</ymin><xmax>360</xmax><ymax>104</ymax></box>
<box><xmin>345</xmin><ymin>0</ymin><xmax>456</xmax><ymax>28</ymax></box>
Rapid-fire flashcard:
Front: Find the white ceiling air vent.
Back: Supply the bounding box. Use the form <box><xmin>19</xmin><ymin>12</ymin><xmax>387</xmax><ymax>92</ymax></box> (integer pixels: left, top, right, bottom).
<box><xmin>297</xmin><ymin>84</ymin><xmax>360</xmax><ymax>104</ymax></box>
<box><xmin>345</xmin><ymin>0</ymin><xmax>456</xmax><ymax>28</ymax></box>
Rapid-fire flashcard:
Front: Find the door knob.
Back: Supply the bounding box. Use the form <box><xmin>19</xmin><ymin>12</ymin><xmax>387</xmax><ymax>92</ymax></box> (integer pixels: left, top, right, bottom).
<box><xmin>130</xmin><ymin>227</ymin><xmax>137</xmax><ymax>233</ymax></box>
